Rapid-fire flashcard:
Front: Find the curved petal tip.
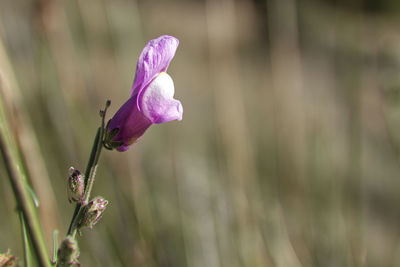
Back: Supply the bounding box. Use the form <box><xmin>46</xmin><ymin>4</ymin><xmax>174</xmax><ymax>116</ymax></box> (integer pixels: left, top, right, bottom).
<box><xmin>131</xmin><ymin>35</ymin><xmax>179</xmax><ymax>97</ymax></box>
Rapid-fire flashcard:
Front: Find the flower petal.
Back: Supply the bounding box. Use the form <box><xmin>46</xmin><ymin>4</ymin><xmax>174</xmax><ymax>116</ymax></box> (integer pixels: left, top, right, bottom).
<box><xmin>131</xmin><ymin>35</ymin><xmax>179</xmax><ymax>101</ymax></box>
<box><xmin>140</xmin><ymin>72</ymin><xmax>183</xmax><ymax>124</ymax></box>
<box><xmin>107</xmin><ymin>96</ymin><xmax>152</xmax><ymax>151</ymax></box>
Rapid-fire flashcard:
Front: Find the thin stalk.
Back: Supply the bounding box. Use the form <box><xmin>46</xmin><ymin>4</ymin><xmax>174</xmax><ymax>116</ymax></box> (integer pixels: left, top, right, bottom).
<box><xmin>66</xmin><ymin>100</ymin><xmax>110</xmax><ymax>237</ymax></box>
<box><xmin>66</xmin><ymin>128</ymin><xmax>101</xmax><ymax>236</ymax></box>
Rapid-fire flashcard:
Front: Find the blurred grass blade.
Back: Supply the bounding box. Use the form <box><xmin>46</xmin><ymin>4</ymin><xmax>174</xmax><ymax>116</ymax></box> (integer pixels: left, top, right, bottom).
<box><xmin>25</xmin><ymin>184</ymin><xmax>40</xmax><ymax>208</ymax></box>
<box><xmin>0</xmin><ymin>37</ymin><xmax>52</xmax><ymax>267</ymax></box>
<box><xmin>20</xmin><ymin>212</ymin><xmax>32</xmax><ymax>267</ymax></box>
<box><xmin>51</xmin><ymin>230</ymin><xmax>59</xmax><ymax>265</ymax></box>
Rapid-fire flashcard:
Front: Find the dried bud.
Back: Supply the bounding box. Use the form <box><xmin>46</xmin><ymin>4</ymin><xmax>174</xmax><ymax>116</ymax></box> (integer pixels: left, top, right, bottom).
<box><xmin>57</xmin><ymin>236</ymin><xmax>80</xmax><ymax>267</ymax></box>
<box><xmin>67</xmin><ymin>167</ymin><xmax>84</xmax><ymax>203</ymax></box>
<box><xmin>0</xmin><ymin>250</ymin><xmax>17</xmax><ymax>267</ymax></box>
<box><xmin>79</xmin><ymin>196</ymin><xmax>109</xmax><ymax>229</ymax></box>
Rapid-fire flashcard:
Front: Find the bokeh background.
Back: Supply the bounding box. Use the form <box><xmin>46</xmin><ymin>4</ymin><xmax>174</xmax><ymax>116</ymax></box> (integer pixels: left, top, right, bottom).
<box><xmin>2</xmin><ymin>0</ymin><xmax>400</xmax><ymax>266</ymax></box>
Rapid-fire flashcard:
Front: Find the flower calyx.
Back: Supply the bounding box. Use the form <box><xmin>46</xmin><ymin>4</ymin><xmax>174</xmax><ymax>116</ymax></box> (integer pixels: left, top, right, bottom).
<box><xmin>103</xmin><ymin>126</ymin><xmax>123</xmax><ymax>150</ymax></box>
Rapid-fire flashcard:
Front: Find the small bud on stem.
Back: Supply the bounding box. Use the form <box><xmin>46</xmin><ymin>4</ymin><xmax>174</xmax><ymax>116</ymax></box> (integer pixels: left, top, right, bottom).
<box><xmin>57</xmin><ymin>237</ymin><xmax>80</xmax><ymax>267</ymax></box>
<box><xmin>78</xmin><ymin>196</ymin><xmax>109</xmax><ymax>229</ymax></box>
<box><xmin>67</xmin><ymin>167</ymin><xmax>84</xmax><ymax>203</ymax></box>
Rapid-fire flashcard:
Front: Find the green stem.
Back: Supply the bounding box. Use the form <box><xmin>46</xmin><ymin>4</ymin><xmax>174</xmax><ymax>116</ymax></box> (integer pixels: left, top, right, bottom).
<box><xmin>66</xmin><ymin>128</ymin><xmax>101</xmax><ymax>236</ymax></box>
<box><xmin>66</xmin><ymin>100</ymin><xmax>110</xmax><ymax>237</ymax></box>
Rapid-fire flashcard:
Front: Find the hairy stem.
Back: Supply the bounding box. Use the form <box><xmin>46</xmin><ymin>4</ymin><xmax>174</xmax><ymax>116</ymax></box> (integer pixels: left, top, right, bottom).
<box><xmin>66</xmin><ymin>100</ymin><xmax>110</xmax><ymax>238</ymax></box>
<box><xmin>66</xmin><ymin>128</ymin><xmax>101</xmax><ymax>236</ymax></box>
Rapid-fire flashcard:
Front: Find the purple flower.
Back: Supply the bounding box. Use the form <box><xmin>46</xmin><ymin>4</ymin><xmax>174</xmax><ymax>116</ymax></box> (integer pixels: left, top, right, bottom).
<box><xmin>105</xmin><ymin>35</ymin><xmax>183</xmax><ymax>151</ymax></box>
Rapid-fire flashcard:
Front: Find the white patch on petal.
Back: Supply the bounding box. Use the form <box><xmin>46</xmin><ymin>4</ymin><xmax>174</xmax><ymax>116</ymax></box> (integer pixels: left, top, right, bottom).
<box><xmin>141</xmin><ymin>72</ymin><xmax>176</xmax><ymax>120</ymax></box>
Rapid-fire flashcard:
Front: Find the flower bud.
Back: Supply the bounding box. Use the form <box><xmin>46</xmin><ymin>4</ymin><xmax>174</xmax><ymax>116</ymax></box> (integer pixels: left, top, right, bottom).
<box><xmin>79</xmin><ymin>196</ymin><xmax>109</xmax><ymax>229</ymax></box>
<box><xmin>57</xmin><ymin>236</ymin><xmax>80</xmax><ymax>267</ymax></box>
<box><xmin>67</xmin><ymin>167</ymin><xmax>84</xmax><ymax>203</ymax></box>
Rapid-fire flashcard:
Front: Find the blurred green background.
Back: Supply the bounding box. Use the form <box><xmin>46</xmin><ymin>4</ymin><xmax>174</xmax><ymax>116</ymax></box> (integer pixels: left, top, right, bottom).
<box><xmin>2</xmin><ymin>0</ymin><xmax>400</xmax><ymax>266</ymax></box>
